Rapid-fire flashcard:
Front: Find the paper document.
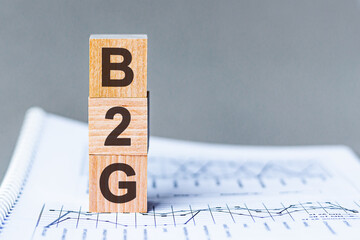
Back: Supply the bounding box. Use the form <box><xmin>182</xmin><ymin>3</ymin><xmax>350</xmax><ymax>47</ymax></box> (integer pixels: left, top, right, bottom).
<box><xmin>1</xmin><ymin>108</ymin><xmax>360</xmax><ymax>239</ymax></box>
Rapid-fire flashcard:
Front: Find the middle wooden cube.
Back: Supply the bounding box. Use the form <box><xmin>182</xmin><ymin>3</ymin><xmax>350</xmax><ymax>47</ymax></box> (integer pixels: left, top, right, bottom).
<box><xmin>89</xmin><ymin>97</ymin><xmax>147</xmax><ymax>155</ymax></box>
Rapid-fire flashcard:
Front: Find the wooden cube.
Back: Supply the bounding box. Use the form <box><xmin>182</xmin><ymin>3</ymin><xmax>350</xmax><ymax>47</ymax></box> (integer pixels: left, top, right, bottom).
<box><xmin>89</xmin><ymin>35</ymin><xmax>147</xmax><ymax>98</ymax></box>
<box><xmin>89</xmin><ymin>155</ymin><xmax>147</xmax><ymax>212</ymax></box>
<box><xmin>89</xmin><ymin>97</ymin><xmax>147</xmax><ymax>155</ymax></box>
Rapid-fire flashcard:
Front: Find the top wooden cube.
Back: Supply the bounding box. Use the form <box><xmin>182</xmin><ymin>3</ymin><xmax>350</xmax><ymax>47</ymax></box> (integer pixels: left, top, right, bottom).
<box><xmin>89</xmin><ymin>35</ymin><xmax>147</xmax><ymax>98</ymax></box>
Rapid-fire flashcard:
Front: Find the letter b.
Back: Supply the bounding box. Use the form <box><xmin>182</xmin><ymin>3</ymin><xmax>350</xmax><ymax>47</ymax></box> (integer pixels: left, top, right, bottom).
<box><xmin>102</xmin><ymin>48</ymin><xmax>134</xmax><ymax>87</ymax></box>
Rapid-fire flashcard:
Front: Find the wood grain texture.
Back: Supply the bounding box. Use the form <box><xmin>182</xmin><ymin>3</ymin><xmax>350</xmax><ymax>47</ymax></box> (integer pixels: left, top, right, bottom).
<box><xmin>89</xmin><ymin>36</ymin><xmax>147</xmax><ymax>98</ymax></box>
<box><xmin>89</xmin><ymin>155</ymin><xmax>147</xmax><ymax>213</ymax></box>
<box><xmin>89</xmin><ymin>97</ymin><xmax>147</xmax><ymax>155</ymax></box>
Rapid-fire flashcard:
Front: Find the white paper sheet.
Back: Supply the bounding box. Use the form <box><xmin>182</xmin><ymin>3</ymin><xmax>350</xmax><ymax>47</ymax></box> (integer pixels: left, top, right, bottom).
<box><xmin>1</xmin><ymin>108</ymin><xmax>360</xmax><ymax>239</ymax></box>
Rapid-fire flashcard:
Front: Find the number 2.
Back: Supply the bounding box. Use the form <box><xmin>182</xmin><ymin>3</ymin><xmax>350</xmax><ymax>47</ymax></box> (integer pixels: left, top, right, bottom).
<box><xmin>104</xmin><ymin>106</ymin><xmax>131</xmax><ymax>146</ymax></box>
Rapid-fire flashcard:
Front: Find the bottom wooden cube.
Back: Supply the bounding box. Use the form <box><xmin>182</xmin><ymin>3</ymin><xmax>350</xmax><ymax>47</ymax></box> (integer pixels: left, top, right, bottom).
<box><xmin>89</xmin><ymin>155</ymin><xmax>147</xmax><ymax>213</ymax></box>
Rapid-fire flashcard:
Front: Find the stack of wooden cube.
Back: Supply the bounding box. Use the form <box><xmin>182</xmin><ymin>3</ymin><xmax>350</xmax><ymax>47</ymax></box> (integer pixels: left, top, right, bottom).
<box><xmin>88</xmin><ymin>35</ymin><xmax>148</xmax><ymax>213</ymax></box>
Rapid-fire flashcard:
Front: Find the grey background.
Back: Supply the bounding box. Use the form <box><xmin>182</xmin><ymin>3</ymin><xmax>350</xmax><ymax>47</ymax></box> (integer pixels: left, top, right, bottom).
<box><xmin>0</xmin><ymin>0</ymin><xmax>360</xmax><ymax>180</ymax></box>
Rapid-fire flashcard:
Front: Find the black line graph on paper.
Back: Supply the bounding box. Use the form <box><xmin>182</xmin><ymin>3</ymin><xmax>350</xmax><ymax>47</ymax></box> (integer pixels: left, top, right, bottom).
<box><xmin>148</xmin><ymin>157</ymin><xmax>331</xmax><ymax>180</ymax></box>
<box><xmin>37</xmin><ymin>201</ymin><xmax>360</xmax><ymax>229</ymax></box>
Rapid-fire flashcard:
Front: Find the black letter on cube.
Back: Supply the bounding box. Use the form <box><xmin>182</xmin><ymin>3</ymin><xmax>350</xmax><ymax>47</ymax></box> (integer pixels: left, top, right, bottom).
<box><xmin>99</xmin><ymin>163</ymin><xmax>136</xmax><ymax>203</ymax></box>
<box><xmin>102</xmin><ymin>48</ymin><xmax>134</xmax><ymax>87</ymax></box>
